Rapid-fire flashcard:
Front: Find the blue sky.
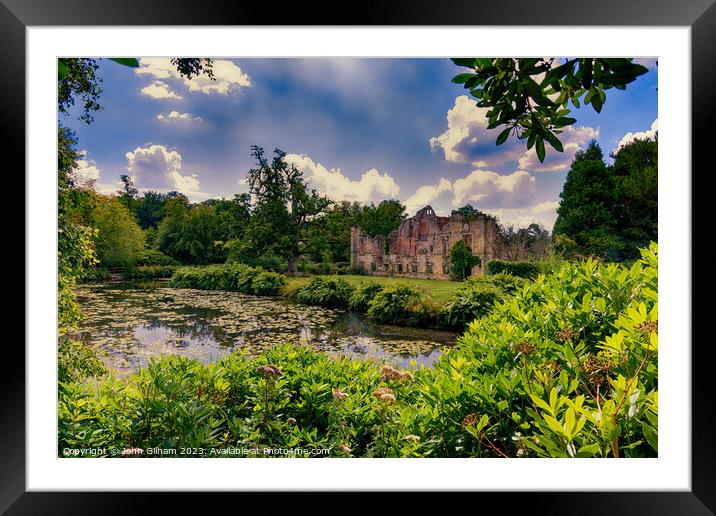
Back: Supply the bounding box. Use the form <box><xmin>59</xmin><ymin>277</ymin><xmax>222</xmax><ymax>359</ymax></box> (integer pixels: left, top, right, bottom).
<box><xmin>64</xmin><ymin>58</ymin><xmax>658</xmax><ymax>230</ymax></box>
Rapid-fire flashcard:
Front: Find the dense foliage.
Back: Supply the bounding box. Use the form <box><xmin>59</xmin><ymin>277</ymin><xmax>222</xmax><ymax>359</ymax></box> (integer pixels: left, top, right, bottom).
<box><xmin>553</xmin><ymin>139</ymin><xmax>657</xmax><ymax>261</ymax></box>
<box><xmin>449</xmin><ymin>240</ymin><xmax>482</xmax><ymax>281</ymax></box>
<box><xmin>441</xmin><ymin>283</ymin><xmax>502</xmax><ymax>330</ymax></box>
<box><xmin>467</xmin><ymin>272</ymin><xmax>528</xmax><ymax>294</ymax></box>
<box><xmin>366</xmin><ymin>286</ymin><xmax>441</xmax><ymax>327</ymax></box>
<box><xmin>90</xmin><ymin>197</ymin><xmax>145</xmax><ymax>267</ymax></box>
<box><xmin>60</xmin><ymin>244</ymin><xmax>658</xmax><ymax>458</ymax></box>
<box><xmin>486</xmin><ymin>259</ymin><xmax>542</xmax><ymax>279</ymax></box>
<box><xmin>347</xmin><ymin>282</ymin><xmax>385</xmax><ymax>313</ymax></box>
<box><xmin>357</xmin><ymin>199</ymin><xmax>407</xmax><ymax>238</ymax></box>
<box><xmin>169</xmin><ymin>264</ymin><xmax>286</xmax><ymax>296</ymax></box>
<box><xmin>58</xmin><ymin>127</ymin><xmax>98</xmax><ymax>334</ymax></box>
<box><xmin>295</xmin><ymin>277</ymin><xmax>354</xmax><ymax>309</ymax></box>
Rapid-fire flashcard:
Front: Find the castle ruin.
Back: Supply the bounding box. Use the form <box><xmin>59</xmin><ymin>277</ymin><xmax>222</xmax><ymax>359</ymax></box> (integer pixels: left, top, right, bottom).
<box><xmin>350</xmin><ymin>206</ymin><xmax>497</xmax><ymax>279</ymax></box>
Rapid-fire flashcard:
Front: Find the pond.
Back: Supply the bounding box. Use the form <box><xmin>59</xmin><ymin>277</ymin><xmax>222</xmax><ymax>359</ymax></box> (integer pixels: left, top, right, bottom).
<box><xmin>73</xmin><ymin>280</ymin><xmax>457</xmax><ymax>376</ymax></box>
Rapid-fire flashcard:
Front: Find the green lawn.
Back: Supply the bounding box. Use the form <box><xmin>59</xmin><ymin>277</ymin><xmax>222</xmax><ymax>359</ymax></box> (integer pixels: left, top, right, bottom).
<box><xmin>284</xmin><ymin>274</ymin><xmax>464</xmax><ymax>303</ymax></box>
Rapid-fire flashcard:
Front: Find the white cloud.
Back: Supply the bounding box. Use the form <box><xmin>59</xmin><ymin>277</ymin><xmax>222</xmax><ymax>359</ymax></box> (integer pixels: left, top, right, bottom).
<box><xmin>429</xmin><ymin>95</ymin><xmax>525</xmax><ymax>167</ymax></box>
<box><xmin>404</xmin><ymin>178</ymin><xmax>453</xmax><ymax>215</ymax></box>
<box><xmin>72</xmin><ymin>150</ymin><xmax>101</xmax><ymax>185</ymax></box>
<box><xmin>141</xmin><ymin>81</ymin><xmax>183</xmax><ymax>100</ymax></box>
<box><xmin>633</xmin><ymin>58</ymin><xmax>658</xmax><ymax>70</ymax></box>
<box><xmin>617</xmin><ymin>119</ymin><xmax>658</xmax><ymax>150</ymax></box>
<box><xmin>136</xmin><ymin>58</ymin><xmax>251</xmax><ymax>95</ymax></box>
<box><xmin>451</xmin><ymin>169</ymin><xmax>537</xmax><ymax>209</ymax></box>
<box><xmin>486</xmin><ymin>200</ymin><xmax>561</xmax><ymax>230</ymax></box>
<box><xmin>124</xmin><ymin>144</ymin><xmax>200</xmax><ymax>194</ymax></box>
<box><xmin>432</xmin><ymin>95</ymin><xmax>599</xmax><ymax>173</ymax></box>
<box><xmin>285</xmin><ymin>153</ymin><xmax>400</xmax><ymax>203</ymax></box>
<box><xmin>518</xmin><ymin>125</ymin><xmax>600</xmax><ymax>173</ymax></box>
<box><xmin>157</xmin><ymin>111</ymin><xmax>202</xmax><ymax>123</ymax></box>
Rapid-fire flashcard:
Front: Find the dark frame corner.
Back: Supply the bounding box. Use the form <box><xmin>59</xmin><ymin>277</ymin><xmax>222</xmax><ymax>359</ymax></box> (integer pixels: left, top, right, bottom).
<box><xmin>8</xmin><ymin>0</ymin><xmax>712</xmax><ymax>513</ymax></box>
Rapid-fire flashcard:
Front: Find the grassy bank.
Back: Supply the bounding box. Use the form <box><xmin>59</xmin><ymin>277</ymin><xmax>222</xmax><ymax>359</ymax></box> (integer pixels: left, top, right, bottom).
<box><xmin>285</xmin><ymin>274</ymin><xmax>463</xmax><ymax>303</ymax></box>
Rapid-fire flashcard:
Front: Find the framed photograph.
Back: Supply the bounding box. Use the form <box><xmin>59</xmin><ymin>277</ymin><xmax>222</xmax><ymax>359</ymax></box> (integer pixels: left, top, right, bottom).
<box><xmin>11</xmin><ymin>0</ymin><xmax>709</xmax><ymax>512</ymax></box>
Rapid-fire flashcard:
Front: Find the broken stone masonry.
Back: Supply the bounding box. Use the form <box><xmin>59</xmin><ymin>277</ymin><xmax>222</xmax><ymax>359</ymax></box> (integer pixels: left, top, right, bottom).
<box><xmin>350</xmin><ymin>205</ymin><xmax>497</xmax><ymax>279</ymax></box>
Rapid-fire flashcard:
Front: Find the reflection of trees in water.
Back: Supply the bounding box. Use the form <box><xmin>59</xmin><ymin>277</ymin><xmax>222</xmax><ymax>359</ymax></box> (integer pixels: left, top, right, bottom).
<box><xmin>142</xmin><ymin>315</ymin><xmax>230</xmax><ymax>343</ymax></box>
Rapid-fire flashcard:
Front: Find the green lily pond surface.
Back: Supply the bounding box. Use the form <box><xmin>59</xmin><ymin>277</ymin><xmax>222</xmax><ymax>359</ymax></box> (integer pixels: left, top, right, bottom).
<box><xmin>74</xmin><ymin>280</ymin><xmax>457</xmax><ymax>375</ymax></box>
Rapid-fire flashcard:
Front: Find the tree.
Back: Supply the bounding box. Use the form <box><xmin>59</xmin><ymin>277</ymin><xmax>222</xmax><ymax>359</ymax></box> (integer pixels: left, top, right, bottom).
<box><xmin>135</xmin><ymin>191</ymin><xmax>168</xmax><ymax>229</ymax></box>
<box><xmin>305</xmin><ymin>200</ymin><xmax>363</xmax><ymax>263</ymax></box>
<box><xmin>156</xmin><ymin>195</ymin><xmax>190</xmax><ymax>261</ymax></box>
<box><xmin>358</xmin><ymin>199</ymin><xmax>407</xmax><ymax>237</ymax></box>
<box><xmin>91</xmin><ymin>196</ymin><xmax>145</xmax><ymax>267</ymax></box>
<box><xmin>58</xmin><ymin>127</ymin><xmax>97</xmax><ymax>334</ymax></box>
<box><xmin>553</xmin><ymin>141</ymin><xmax>620</xmax><ymax>259</ymax></box>
<box><xmin>450</xmin><ymin>58</ymin><xmax>648</xmax><ymax>162</ymax></box>
<box><xmin>117</xmin><ymin>174</ymin><xmax>139</xmax><ymax>213</ymax></box>
<box><xmin>449</xmin><ymin>240</ymin><xmax>481</xmax><ymax>281</ymax></box>
<box><xmin>610</xmin><ymin>137</ymin><xmax>658</xmax><ymax>260</ymax></box>
<box><xmin>456</xmin><ymin>204</ymin><xmax>484</xmax><ymax>220</ymax></box>
<box><xmin>244</xmin><ymin>146</ymin><xmax>330</xmax><ymax>272</ymax></box>
<box><xmin>207</xmin><ymin>193</ymin><xmax>252</xmax><ymax>243</ymax></box>
<box><xmin>489</xmin><ymin>222</ymin><xmax>552</xmax><ymax>261</ymax></box>
<box><xmin>173</xmin><ymin>205</ymin><xmax>225</xmax><ymax>264</ymax></box>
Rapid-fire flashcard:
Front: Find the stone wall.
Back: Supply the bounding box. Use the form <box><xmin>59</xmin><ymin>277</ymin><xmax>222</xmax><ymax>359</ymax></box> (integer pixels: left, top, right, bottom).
<box><xmin>350</xmin><ymin>205</ymin><xmax>496</xmax><ymax>280</ymax></box>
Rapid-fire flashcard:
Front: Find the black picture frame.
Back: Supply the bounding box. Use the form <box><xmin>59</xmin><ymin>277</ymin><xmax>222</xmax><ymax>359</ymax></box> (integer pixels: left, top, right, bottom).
<box><xmin>7</xmin><ymin>0</ymin><xmax>709</xmax><ymax>513</ymax></box>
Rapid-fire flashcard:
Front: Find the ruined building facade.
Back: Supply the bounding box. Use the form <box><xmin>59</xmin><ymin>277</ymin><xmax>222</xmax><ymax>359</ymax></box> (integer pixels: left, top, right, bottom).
<box><xmin>350</xmin><ymin>206</ymin><xmax>497</xmax><ymax>279</ymax></box>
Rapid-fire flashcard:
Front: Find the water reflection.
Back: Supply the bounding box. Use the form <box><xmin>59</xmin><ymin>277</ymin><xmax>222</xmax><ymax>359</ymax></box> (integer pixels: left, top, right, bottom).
<box><xmin>74</xmin><ymin>281</ymin><xmax>456</xmax><ymax>375</ymax></box>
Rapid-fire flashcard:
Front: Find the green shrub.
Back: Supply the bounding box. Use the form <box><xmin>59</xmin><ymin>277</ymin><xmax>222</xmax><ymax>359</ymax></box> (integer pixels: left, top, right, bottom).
<box><xmin>467</xmin><ymin>272</ymin><xmax>528</xmax><ymax>294</ymax></box>
<box><xmin>441</xmin><ymin>283</ymin><xmax>502</xmax><ymax>330</ymax></box>
<box><xmin>169</xmin><ymin>264</ymin><xmax>286</xmax><ymax>296</ymax></box>
<box><xmin>134</xmin><ymin>249</ymin><xmax>180</xmax><ymax>266</ymax></box>
<box><xmin>58</xmin><ymin>337</ymin><xmax>107</xmax><ymax>384</ymax></box>
<box><xmin>295</xmin><ymin>277</ymin><xmax>355</xmax><ymax>309</ymax></box>
<box><xmin>421</xmin><ymin>242</ymin><xmax>659</xmax><ymax>457</ymax></box>
<box><xmin>58</xmin><ymin>344</ymin><xmax>407</xmax><ymax>457</ymax></box>
<box><xmin>250</xmin><ymin>270</ymin><xmax>286</xmax><ymax>296</ymax></box>
<box><xmin>367</xmin><ymin>285</ymin><xmax>440</xmax><ymax>327</ymax></box>
<box><xmin>348</xmin><ymin>282</ymin><xmax>384</xmax><ymax>313</ymax></box>
<box><xmin>486</xmin><ymin>259</ymin><xmax>542</xmax><ymax>279</ymax></box>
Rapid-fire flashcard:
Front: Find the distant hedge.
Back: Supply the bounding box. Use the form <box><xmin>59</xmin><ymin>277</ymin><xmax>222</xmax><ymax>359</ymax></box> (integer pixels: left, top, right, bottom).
<box><xmin>485</xmin><ymin>259</ymin><xmax>542</xmax><ymax>279</ymax></box>
<box><xmin>169</xmin><ymin>264</ymin><xmax>286</xmax><ymax>296</ymax></box>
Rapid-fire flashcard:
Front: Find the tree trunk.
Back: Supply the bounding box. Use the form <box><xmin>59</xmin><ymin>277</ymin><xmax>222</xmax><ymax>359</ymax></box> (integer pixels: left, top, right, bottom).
<box><xmin>287</xmin><ymin>254</ymin><xmax>298</xmax><ymax>274</ymax></box>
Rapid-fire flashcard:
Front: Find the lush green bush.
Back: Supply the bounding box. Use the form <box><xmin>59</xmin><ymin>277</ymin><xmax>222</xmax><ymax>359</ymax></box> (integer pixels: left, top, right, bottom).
<box><xmin>251</xmin><ymin>270</ymin><xmax>287</xmax><ymax>296</ymax></box>
<box><xmin>441</xmin><ymin>283</ymin><xmax>502</xmax><ymax>330</ymax></box>
<box><xmin>124</xmin><ymin>265</ymin><xmax>178</xmax><ymax>280</ymax></box>
<box><xmin>348</xmin><ymin>282</ymin><xmax>384</xmax><ymax>313</ymax></box>
<box><xmin>420</xmin><ymin>243</ymin><xmax>659</xmax><ymax>457</ymax></box>
<box><xmin>134</xmin><ymin>249</ymin><xmax>180</xmax><ymax>266</ymax></box>
<box><xmin>486</xmin><ymin>259</ymin><xmax>542</xmax><ymax>279</ymax></box>
<box><xmin>467</xmin><ymin>272</ymin><xmax>528</xmax><ymax>294</ymax></box>
<box><xmin>59</xmin><ymin>344</ymin><xmax>416</xmax><ymax>457</ymax></box>
<box><xmin>367</xmin><ymin>285</ymin><xmax>441</xmax><ymax>327</ymax></box>
<box><xmin>170</xmin><ymin>264</ymin><xmax>286</xmax><ymax>296</ymax></box>
<box><xmin>295</xmin><ymin>277</ymin><xmax>355</xmax><ymax>309</ymax></box>
<box><xmin>58</xmin><ymin>337</ymin><xmax>107</xmax><ymax>384</ymax></box>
